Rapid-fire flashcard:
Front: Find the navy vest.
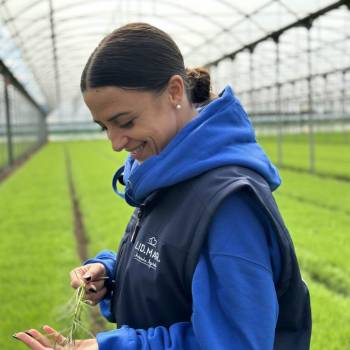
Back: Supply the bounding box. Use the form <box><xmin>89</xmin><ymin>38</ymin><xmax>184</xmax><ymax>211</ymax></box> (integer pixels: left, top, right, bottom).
<box><xmin>110</xmin><ymin>165</ymin><xmax>311</xmax><ymax>349</ymax></box>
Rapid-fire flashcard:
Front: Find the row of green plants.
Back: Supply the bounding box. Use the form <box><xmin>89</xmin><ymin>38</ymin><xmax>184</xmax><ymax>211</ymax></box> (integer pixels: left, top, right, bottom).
<box><xmin>276</xmin><ymin>169</ymin><xmax>350</xmax><ymax>213</ymax></box>
<box><xmin>63</xmin><ymin>139</ymin><xmax>350</xmax><ymax>349</ymax></box>
<box><xmin>273</xmin><ymin>190</ymin><xmax>350</xmax><ymax>349</ymax></box>
<box><xmin>275</xmin><ymin>192</ymin><xmax>350</xmax><ymax>291</ymax></box>
<box><xmin>272</xmin><ymin>160</ymin><xmax>350</xmax><ymax>296</ymax></box>
<box><xmin>66</xmin><ymin>140</ymin><xmax>131</xmax><ymax>256</ymax></box>
<box><xmin>64</xmin><ymin>141</ymin><xmax>129</xmax><ymax>333</ymax></box>
<box><xmin>257</xmin><ymin>131</ymin><xmax>349</xmax><ymax>144</ymax></box>
<box><xmin>259</xmin><ymin>140</ymin><xmax>350</xmax><ymax>178</ymax></box>
<box><xmin>264</xmin><ymin>140</ymin><xmax>350</xmax><ymax>348</ymax></box>
<box><xmin>0</xmin><ymin>143</ymin><xmax>80</xmax><ymax>350</ymax></box>
<box><xmin>1</xmin><ymin>138</ymin><xmax>349</xmax><ymax>349</ymax></box>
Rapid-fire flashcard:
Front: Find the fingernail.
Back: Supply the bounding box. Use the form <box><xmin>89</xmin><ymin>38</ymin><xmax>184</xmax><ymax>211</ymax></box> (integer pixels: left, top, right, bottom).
<box><xmin>41</xmin><ymin>325</ymin><xmax>51</xmax><ymax>334</ymax></box>
<box><xmin>25</xmin><ymin>331</ymin><xmax>34</xmax><ymax>338</ymax></box>
<box><xmin>12</xmin><ymin>334</ymin><xmax>19</xmax><ymax>340</ymax></box>
<box><xmin>85</xmin><ymin>300</ymin><xmax>93</xmax><ymax>305</ymax></box>
<box><xmin>83</xmin><ymin>274</ymin><xmax>91</xmax><ymax>281</ymax></box>
<box><xmin>88</xmin><ymin>285</ymin><xmax>97</xmax><ymax>293</ymax></box>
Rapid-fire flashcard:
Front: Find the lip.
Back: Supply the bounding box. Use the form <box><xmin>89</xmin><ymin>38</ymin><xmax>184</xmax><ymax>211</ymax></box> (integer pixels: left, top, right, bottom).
<box><xmin>126</xmin><ymin>142</ymin><xmax>146</xmax><ymax>152</ymax></box>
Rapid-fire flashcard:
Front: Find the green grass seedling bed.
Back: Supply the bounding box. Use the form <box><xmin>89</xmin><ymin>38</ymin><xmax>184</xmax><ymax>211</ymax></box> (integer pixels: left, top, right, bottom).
<box><xmin>3</xmin><ymin>137</ymin><xmax>348</xmax><ymax>348</ymax></box>
<box><xmin>275</xmin><ymin>193</ymin><xmax>350</xmax><ymax>296</ymax></box>
<box><xmin>63</xmin><ymin>139</ymin><xmax>350</xmax><ymax>347</ymax></box>
<box><xmin>277</xmin><ymin>169</ymin><xmax>350</xmax><ymax>214</ymax></box>
<box><xmin>303</xmin><ymin>272</ymin><xmax>350</xmax><ymax>350</ymax></box>
<box><xmin>258</xmin><ymin>131</ymin><xmax>350</xmax><ymax>145</ymax></box>
<box><xmin>63</xmin><ymin>140</ymin><xmax>132</xmax><ymax>331</ymax></box>
<box><xmin>65</xmin><ymin>140</ymin><xmax>133</xmax><ymax>256</ymax></box>
<box><xmin>260</xmin><ymin>141</ymin><xmax>350</xmax><ymax>178</ymax></box>
<box><xmin>0</xmin><ymin>143</ymin><xmax>80</xmax><ymax>350</ymax></box>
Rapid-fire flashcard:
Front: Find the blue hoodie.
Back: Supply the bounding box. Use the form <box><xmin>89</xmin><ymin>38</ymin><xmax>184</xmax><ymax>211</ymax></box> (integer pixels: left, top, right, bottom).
<box><xmin>86</xmin><ymin>85</ymin><xmax>282</xmax><ymax>350</ymax></box>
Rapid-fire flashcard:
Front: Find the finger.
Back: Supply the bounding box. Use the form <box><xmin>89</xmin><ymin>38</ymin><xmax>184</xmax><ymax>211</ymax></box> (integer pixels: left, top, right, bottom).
<box><xmin>86</xmin><ymin>279</ymin><xmax>105</xmax><ymax>292</ymax></box>
<box><xmin>70</xmin><ymin>267</ymin><xmax>88</xmax><ymax>288</ymax></box>
<box><xmin>85</xmin><ymin>287</ymin><xmax>107</xmax><ymax>305</ymax></box>
<box><xmin>84</xmin><ymin>263</ymin><xmax>106</xmax><ymax>282</ymax></box>
<box><xmin>14</xmin><ymin>332</ymin><xmax>46</xmax><ymax>350</ymax></box>
<box><xmin>70</xmin><ymin>268</ymin><xmax>85</xmax><ymax>288</ymax></box>
<box><xmin>25</xmin><ymin>329</ymin><xmax>52</xmax><ymax>348</ymax></box>
<box><xmin>70</xmin><ymin>263</ymin><xmax>106</xmax><ymax>288</ymax></box>
<box><xmin>42</xmin><ymin>325</ymin><xmax>66</xmax><ymax>346</ymax></box>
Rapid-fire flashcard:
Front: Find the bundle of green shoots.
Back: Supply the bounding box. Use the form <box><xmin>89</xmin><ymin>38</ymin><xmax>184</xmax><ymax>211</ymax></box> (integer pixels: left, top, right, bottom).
<box><xmin>55</xmin><ymin>279</ymin><xmax>94</xmax><ymax>349</ymax></box>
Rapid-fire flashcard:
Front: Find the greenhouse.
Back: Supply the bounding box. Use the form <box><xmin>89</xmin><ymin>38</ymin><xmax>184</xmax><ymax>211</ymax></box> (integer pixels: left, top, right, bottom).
<box><xmin>1</xmin><ymin>0</ymin><xmax>349</xmax><ymax>349</ymax></box>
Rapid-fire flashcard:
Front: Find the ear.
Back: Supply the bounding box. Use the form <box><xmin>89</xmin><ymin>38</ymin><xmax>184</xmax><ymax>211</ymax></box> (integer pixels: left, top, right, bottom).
<box><xmin>166</xmin><ymin>75</ymin><xmax>185</xmax><ymax>106</ymax></box>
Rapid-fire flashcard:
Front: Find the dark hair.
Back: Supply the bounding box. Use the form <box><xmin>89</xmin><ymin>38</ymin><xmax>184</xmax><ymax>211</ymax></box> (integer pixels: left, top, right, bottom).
<box><xmin>81</xmin><ymin>22</ymin><xmax>212</xmax><ymax>105</ymax></box>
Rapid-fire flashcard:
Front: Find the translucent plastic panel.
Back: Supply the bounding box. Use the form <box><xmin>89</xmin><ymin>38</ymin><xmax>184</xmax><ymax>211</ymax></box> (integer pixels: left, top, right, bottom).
<box><xmin>1</xmin><ymin>0</ymin><xmax>349</xmax><ymax>121</ymax></box>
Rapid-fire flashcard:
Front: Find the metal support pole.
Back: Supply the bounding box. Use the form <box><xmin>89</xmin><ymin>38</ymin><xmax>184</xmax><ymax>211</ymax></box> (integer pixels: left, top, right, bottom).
<box><xmin>305</xmin><ymin>22</ymin><xmax>315</xmax><ymax>173</ymax></box>
<box><xmin>341</xmin><ymin>70</ymin><xmax>348</xmax><ymax>142</ymax></box>
<box><xmin>230</xmin><ymin>56</ymin><xmax>236</xmax><ymax>88</ymax></box>
<box><xmin>273</xmin><ymin>35</ymin><xmax>283</xmax><ymax>168</ymax></box>
<box><xmin>248</xmin><ymin>47</ymin><xmax>255</xmax><ymax>115</ymax></box>
<box><xmin>48</xmin><ymin>0</ymin><xmax>61</xmax><ymax>107</ymax></box>
<box><xmin>4</xmin><ymin>75</ymin><xmax>13</xmax><ymax>166</ymax></box>
<box><xmin>323</xmin><ymin>74</ymin><xmax>328</xmax><ymax>116</ymax></box>
<box><xmin>292</xmin><ymin>81</ymin><xmax>302</xmax><ymax>133</ymax></box>
<box><xmin>323</xmin><ymin>74</ymin><xmax>329</xmax><ymax>134</ymax></box>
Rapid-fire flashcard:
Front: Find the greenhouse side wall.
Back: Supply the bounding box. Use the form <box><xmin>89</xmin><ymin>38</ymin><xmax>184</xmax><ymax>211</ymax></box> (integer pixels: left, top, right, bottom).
<box><xmin>0</xmin><ymin>60</ymin><xmax>47</xmax><ymax>174</ymax></box>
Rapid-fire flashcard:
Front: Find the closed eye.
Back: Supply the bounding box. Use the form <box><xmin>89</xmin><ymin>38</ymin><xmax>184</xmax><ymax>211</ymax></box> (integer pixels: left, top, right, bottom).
<box><xmin>120</xmin><ymin>120</ymin><xmax>134</xmax><ymax>129</ymax></box>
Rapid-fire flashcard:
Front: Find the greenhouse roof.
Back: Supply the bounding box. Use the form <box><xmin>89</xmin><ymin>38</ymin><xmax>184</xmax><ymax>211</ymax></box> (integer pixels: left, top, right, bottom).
<box><xmin>0</xmin><ymin>0</ymin><xmax>348</xmax><ymax>112</ymax></box>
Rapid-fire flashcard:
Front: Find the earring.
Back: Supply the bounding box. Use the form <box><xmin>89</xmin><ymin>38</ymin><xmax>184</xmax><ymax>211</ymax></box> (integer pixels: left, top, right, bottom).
<box><xmin>176</xmin><ymin>104</ymin><xmax>182</xmax><ymax>110</ymax></box>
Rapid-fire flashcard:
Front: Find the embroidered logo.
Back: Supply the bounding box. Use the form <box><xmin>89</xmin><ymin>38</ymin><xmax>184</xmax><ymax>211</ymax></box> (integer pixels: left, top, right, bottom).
<box><xmin>134</xmin><ymin>236</ymin><xmax>161</xmax><ymax>270</ymax></box>
<box><xmin>147</xmin><ymin>237</ymin><xmax>157</xmax><ymax>247</ymax></box>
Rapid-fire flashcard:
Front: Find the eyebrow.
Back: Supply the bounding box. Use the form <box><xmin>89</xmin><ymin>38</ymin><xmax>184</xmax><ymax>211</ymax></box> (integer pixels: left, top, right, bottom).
<box><xmin>93</xmin><ymin>111</ymin><xmax>132</xmax><ymax>124</ymax></box>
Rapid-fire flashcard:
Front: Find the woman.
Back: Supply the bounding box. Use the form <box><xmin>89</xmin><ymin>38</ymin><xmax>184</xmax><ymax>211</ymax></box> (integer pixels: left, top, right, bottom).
<box><xmin>15</xmin><ymin>22</ymin><xmax>311</xmax><ymax>350</ymax></box>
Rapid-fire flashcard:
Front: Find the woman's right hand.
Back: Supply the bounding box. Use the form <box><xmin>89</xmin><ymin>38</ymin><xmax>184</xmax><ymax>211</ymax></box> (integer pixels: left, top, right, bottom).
<box><xmin>70</xmin><ymin>263</ymin><xmax>108</xmax><ymax>305</ymax></box>
<box><xmin>15</xmin><ymin>325</ymin><xmax>98</xmax><ymax>349</ymax></box>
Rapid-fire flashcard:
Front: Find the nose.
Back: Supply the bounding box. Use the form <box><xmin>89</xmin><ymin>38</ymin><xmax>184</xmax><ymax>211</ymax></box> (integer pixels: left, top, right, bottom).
<box><xmin>107</xmin><ymin>128</ymin><xmax>129</xmax><ymax>152</ymax></box>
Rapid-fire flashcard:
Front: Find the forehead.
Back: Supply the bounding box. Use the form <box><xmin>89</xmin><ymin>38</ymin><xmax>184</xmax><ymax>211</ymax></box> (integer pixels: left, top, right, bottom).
<box><xmin>83</xmin><ymin>86</ymin><xmax>160</xmax><ymax>119</ymax></box>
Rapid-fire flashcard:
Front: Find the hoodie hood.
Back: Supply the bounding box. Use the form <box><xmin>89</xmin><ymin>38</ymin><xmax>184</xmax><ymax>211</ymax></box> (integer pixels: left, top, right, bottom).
<box><xmin>113</xmin><ymin>85</ymin><xmax>281</xmax><ymax>207</ymax></box>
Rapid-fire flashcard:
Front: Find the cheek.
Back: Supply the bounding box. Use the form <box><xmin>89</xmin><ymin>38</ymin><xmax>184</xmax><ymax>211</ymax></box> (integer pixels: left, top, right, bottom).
<box><xmin>155</xmin><ymin>121</ymin><xmax>177</xmax><ymax>146</ymax></box>
<box><xmin>141</xmin><ymin>126</ymin><xmax>170</xmax><ymax>155</ymax></box>
<box><xmin>140</xmin><ymin>110</ymin><xmax>178</xmax><ymax>151</ymax></box>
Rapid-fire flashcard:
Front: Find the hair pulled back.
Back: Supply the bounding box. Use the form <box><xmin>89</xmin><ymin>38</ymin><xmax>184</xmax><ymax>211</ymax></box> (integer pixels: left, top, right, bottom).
<box><xmin>81</xmin><ymin>23</ymin><xmax>212</xmax><ymax>105</ymax></box>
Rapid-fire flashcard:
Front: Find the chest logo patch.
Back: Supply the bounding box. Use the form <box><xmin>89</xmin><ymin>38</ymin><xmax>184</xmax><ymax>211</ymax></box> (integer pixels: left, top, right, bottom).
<box><xmin>133</xmin><ymin>236</ymin><xmax>161</xmax><ymax>270</ymax></box>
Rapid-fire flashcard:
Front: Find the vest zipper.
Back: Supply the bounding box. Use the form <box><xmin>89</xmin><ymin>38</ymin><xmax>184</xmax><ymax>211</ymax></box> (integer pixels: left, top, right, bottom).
<box><xmin>131</xmin><ymin>206</ymin><xmax>144</xmax><ymax>243</ymax></box>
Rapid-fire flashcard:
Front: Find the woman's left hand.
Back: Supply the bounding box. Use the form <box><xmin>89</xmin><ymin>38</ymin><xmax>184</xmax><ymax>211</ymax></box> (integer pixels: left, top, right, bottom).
<box><xmin>14</xmin><ymin>325</ymin><xmax>98</xmax><ymax>350</ymax></box>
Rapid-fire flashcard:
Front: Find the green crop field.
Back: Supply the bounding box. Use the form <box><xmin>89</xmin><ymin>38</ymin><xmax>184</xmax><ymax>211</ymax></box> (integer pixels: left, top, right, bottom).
<box><xmin>0</xmin><ymin>144</ymin><xmax>80</xmax><ymax>349</ymax></box>
<box><xmin>258</xmin><ymin>132</ymin><xmax>350</xmax><ymax>178</ymax></box>
<box><xmin>1</xmin><ymin>136</ymin><xmax>349</xmax><ymax>349</ymax></box>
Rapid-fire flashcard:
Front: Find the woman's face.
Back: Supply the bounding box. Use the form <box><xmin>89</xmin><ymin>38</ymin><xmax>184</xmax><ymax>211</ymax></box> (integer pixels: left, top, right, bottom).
<box><xmin>83</xmin><ymin>82</ymin><xmax>188</xmax><ymax>163</ymax></box>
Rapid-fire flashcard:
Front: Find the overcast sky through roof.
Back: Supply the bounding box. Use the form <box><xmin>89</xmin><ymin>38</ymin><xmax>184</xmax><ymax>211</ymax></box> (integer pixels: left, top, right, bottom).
<box><xmin>0</xmin><ymin>0</ymin><xmax>348</xmax><ymax>122</ymax></box>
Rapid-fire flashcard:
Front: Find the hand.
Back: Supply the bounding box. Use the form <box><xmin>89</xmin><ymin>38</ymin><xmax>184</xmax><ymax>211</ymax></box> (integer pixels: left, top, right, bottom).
<box><xmin>70</xmin><ymin>263</ymin><xmax>108</xmax><ymax>305</ymax></box>
<box><xmin>14</xmin><ymin>325</ymin><xmax>98</xmax><ymax>349</ymax></box>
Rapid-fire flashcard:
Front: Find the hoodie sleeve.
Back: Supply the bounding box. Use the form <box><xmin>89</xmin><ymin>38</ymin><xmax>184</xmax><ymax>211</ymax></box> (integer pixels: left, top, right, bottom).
<box><xmin>84</xmin><ymin>249</ymin><xmax>116</xmax><ymax>278</ymax></box>
<box><xmin>96</xmin><ymin>189</ymin><xmax>281</xmax><ymax>350</ymax></box>
<box><xmin>191</xmin><ymin>189</ymin><xmax>281</xmax><ymax>349</ymax></box>
<box><xmin>84</xmin><ymin>250</ymin><xmax>117</xmax><ymax>322</ymax></box>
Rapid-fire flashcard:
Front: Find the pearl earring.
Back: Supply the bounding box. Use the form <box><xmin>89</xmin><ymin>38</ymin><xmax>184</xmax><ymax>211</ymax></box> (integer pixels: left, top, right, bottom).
<box><xmin>176</xmin><ymin>104</ymin><xmax>182</xmax><ymax>110</ymax></box>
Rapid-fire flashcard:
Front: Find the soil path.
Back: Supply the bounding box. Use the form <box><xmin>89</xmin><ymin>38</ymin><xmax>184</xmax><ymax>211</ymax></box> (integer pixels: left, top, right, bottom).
<box><xmin>65</xmin><ymin>148</ymin><xmax>107</xmax><ymax>334</ymax></box>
